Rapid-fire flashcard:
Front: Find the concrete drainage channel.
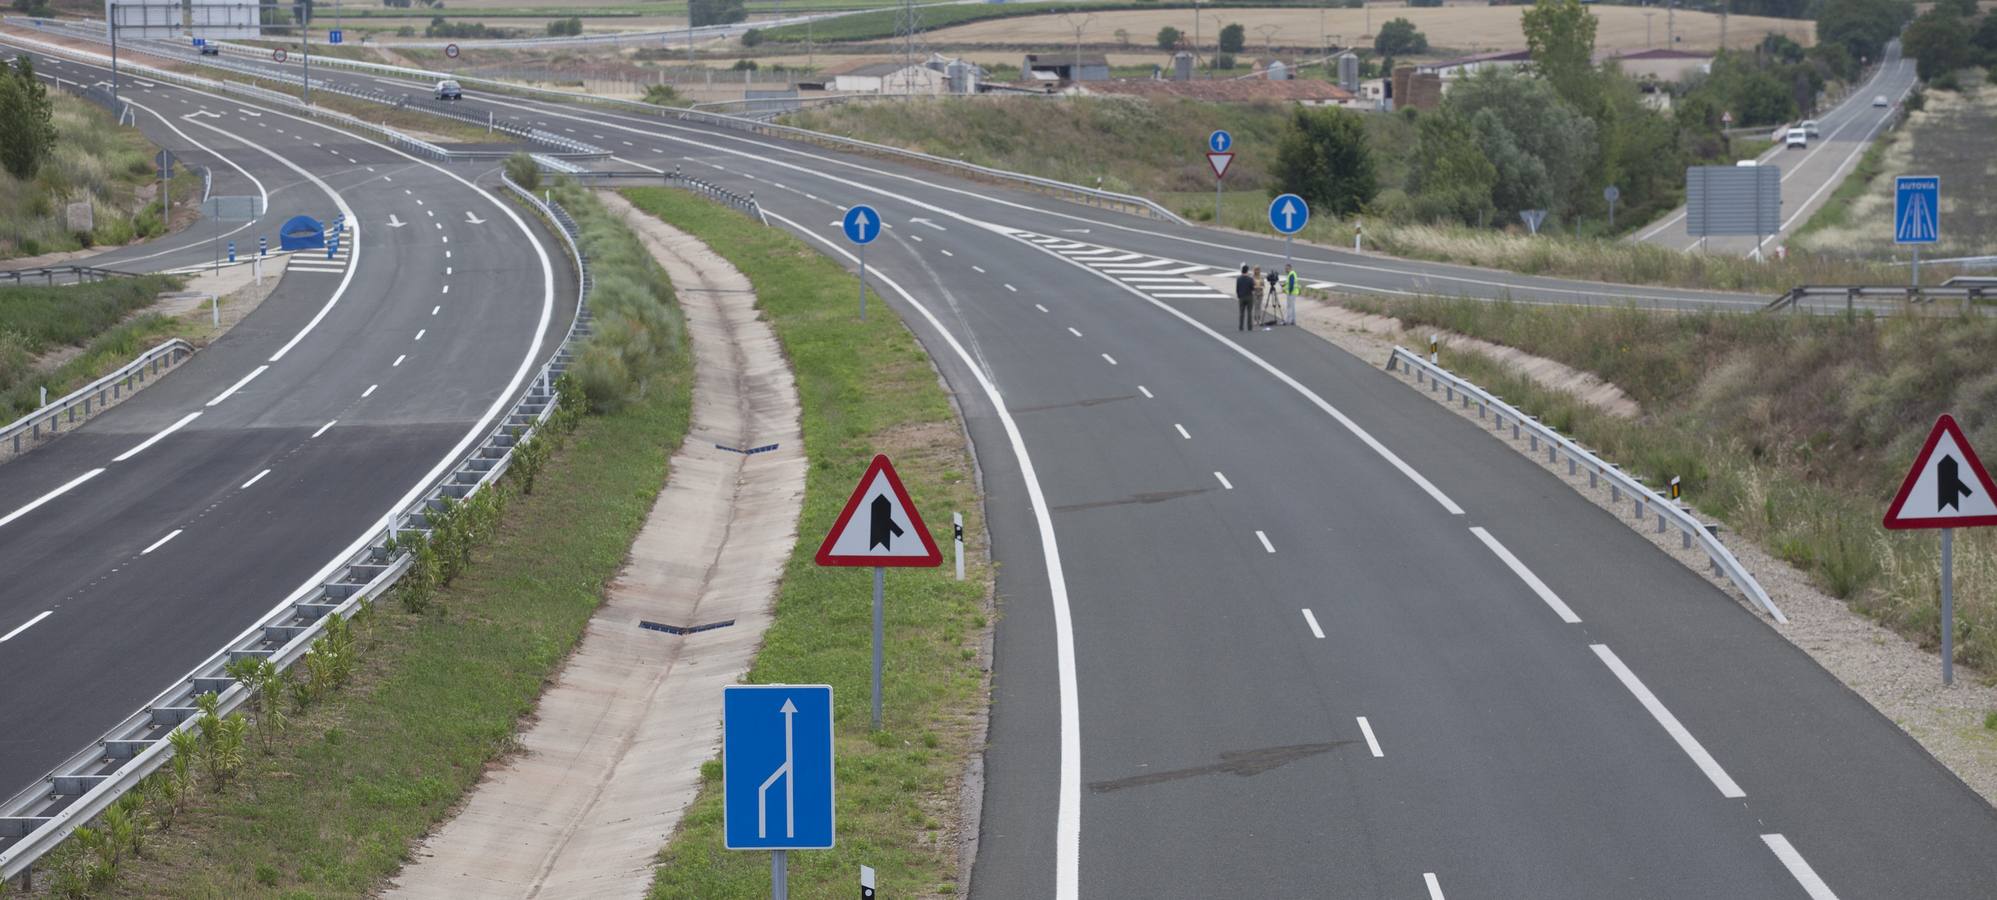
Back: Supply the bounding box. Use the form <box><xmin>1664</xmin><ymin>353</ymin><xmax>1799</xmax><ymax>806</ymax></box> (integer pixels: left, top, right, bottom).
<box><xmin>0</xmin><ymin>173</ymin><xmax>590</xmax><ymax>884</ymax></box>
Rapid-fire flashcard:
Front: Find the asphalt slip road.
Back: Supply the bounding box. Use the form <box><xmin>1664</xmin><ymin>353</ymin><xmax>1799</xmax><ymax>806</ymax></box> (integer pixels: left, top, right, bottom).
<box><xmin>1636</xmin><ymin>41</ymin><xmax>1920</xmax><ymax>257</ymax></box>
<box><xmin>0</xmin><ymin>48</ymin><xmax>571</xmax><ymax>800</ymax></box>
<box><xmin>9</xmin><ymin>43</ymin><xmax>1996</xmax><ymax>898</ymax></box>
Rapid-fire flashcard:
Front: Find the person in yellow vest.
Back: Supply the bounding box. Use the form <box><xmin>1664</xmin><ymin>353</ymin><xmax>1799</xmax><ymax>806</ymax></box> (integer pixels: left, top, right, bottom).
<box><xmin>1282</xmin><ymin>264</ymin><xmax>1301</xmax><ymax>325</ymax></box>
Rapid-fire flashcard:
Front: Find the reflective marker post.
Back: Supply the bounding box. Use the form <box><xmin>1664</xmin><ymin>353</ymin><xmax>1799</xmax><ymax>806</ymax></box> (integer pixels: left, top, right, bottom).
<box><xmin>953</xmin><ymin>512</ymin><xmax>965</xmax><ymax>581</ymax></box>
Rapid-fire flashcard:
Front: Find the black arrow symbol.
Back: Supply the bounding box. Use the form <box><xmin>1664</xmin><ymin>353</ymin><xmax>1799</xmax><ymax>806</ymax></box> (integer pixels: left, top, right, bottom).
<box><xmin>1939</xmin><ymin>455</ymin><xmax>1975</xmax><ymax>512</ymax></box>
<box><xmin>869</xmin><ymin>495</ymin><xmax>903</xmax><ymax>550</ymax></box>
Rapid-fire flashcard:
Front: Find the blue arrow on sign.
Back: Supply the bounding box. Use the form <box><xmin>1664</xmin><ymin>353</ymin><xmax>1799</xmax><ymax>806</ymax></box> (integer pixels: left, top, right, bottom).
<box><xmin>1268</xmin><ymin>193</ymin><xmax>1309</xmax><ymax>235</ymax></box>
<box><xmin>842</xmin><ymin>204</ymin><xmax>881</xmax><ymax>245</ymax></box>
<box><xmin>1894</xmin><ymin>176</ymin><xmax>1939</xmax><ymax>245</ymax></box>
<box><xmin>329</xmin><ymin>29</ymin><xmax>343</xmax><ymax>44</ymax></box>
<box><xmin>724</xmin><ymin>684</ymin><xmax>835</xmax><ymax>850</ymax></box>
<box><xmin>1208</xmin><ymin>129</ymin><xmax>1233</xmax><ymax>154</ymax></box>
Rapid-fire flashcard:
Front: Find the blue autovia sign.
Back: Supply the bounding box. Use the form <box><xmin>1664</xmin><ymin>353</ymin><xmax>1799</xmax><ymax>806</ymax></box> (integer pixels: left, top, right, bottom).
<box><xmin>723</xmin><ymin>684</ymin><xmax>835</xmax><ymax>851</ymax></box>
<box><xmin>1895</xmin><ymin>176</ymin><xmax>1939</xmax><ymax>244</ymax></box>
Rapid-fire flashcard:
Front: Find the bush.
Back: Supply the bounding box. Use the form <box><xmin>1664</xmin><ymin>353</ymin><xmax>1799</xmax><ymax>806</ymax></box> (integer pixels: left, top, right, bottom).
<box><xmin>1374</xmin><ymin>18</ymin><xmax>1428</xmax><ymax>55</ymax></box>
<box><xmin>1214</xmin><ymin>53</ymin><xmax>1236</xmax><ymax>70</ymax></box>
<box><xmin>732</xmin><ymin>58</ymin><xmax>759</xmax><ymax>71</ymax></box>
<box><xmin>1156</xmin><ymin>25</ymin><xmax>1182</xmax><ymax>51</ymax></box>
<box><xmin>642</xmin><ymin>83</ymin><xmax>684</xmax><ymax>107</ymax></box>
<box><xmin>502</xmin><ymin>151</ymin><xmax>539</xmax><ymax>191</ymax></box>
<box><xmin>1274</xmin><ymin>105</ymin><xmax>1376</xmax><ymax>217</ymax></box>
<box><xmin>1219</xmin><ymin>22</ymin><xmax>1245</xmax><ymax>53</ymax></box>
<box><xmin>741</xmin><ymin>27</ymin><xmax>764</xmax><ymax>47</ymax></box>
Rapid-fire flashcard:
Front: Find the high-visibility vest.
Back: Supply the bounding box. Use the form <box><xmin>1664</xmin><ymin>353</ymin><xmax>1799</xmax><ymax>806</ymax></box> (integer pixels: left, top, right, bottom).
<box><xmin>1283</xmin><ymin>271</ymin><xmax>1299</xmax><ymax>295</ymax></box>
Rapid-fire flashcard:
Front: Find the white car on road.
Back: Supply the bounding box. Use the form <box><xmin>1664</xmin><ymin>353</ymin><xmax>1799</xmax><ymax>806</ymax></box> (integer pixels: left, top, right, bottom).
<box><xmin>1785</xmin><ymin>127</ymin><xmax>1808</xmax><ymax>149</ymax></box>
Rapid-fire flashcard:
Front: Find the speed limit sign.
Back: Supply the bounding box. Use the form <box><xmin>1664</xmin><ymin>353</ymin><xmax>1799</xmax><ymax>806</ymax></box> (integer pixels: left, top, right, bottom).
<box><xmin>445</xmin><ymin>43</ymin><xmax>460</xmax><ymax>59</ymax></box>
<box><xmin>273</xmin><ymin>47</ymin><xmax>287</xmax><ymax>63</ymax></box>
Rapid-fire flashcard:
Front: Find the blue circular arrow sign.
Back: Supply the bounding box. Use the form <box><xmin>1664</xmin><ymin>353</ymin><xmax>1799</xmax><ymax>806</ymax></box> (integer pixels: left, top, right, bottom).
<box><xmin>842</xmin><ymin>205</ymin><xmax>882</xmax><ymax>245</ymax></box>
<box><xmin>1208</xmin><ymin>129</ymin><xmax>1233</xmax><ymax>153</ymax></box>
<box><xmin>1268</xmin><ymin>193</ymin><xmax>1309</xmax><ymax>235</ymax></box>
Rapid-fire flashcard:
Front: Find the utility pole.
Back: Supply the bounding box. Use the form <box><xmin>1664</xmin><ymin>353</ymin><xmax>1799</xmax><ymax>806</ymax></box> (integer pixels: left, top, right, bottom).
<box><xmin>1193</xmin><ymin>0</ymin><xmax>1202</xmax><ymax>76</ymax></box>
<box><xmin>1061</xmin><ymin>12</ymin><xmax>1094</xmax><ymax>85</ymax></box>
<box><xmin>108</xmin><ymin>2</ymin><xmax>119</xmax><ymax>111</ymax></box>
<box><xmin>302</xmin><ymin>0</ymin><xmax>312</xmax><ymax>105</ymax></box>
<box><xmin>1643</xmin><ymin>11</ymin><xmax>1654</xmax><ymax>48</ymax></box>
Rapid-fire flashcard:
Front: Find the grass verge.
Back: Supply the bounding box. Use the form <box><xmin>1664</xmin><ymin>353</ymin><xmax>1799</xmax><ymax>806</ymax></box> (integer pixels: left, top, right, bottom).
<box><xmin>42</xmin><ymin>197</ymin><xmax>694</xmax><ymax>896</ymax></box>
<box><xmin>0</xmin><ymin>274</ymin><xmax>183</xmax><ymax>419</ymax></box>
<box><xmin>1344</xmin><ymin>293</ymin><xmax>1997</xmax><ymax>673</ymax></box>
<box><xmin>1</xmin><ymin>91</ymin><xmax>192</xmax><ymax>259</ymax></box>
<box><xmin>617</xmin><ymin>186</ymin><xmax>991</xmax><ymax>898</ymax></box>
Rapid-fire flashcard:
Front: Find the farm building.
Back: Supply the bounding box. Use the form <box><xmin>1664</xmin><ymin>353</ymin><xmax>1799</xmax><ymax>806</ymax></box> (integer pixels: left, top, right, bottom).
<box><xmin>1023</xmin><ymin>52</ymin><xmax>1111</xmax><ymax>83</ymax></box>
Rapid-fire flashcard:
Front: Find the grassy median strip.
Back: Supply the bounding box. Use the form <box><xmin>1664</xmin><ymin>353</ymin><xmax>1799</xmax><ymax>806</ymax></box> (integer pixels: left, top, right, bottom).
<box><xmin>617</xmin><ymin>187</ymin><xmax>991</xmax><ymax>899</ymax></box>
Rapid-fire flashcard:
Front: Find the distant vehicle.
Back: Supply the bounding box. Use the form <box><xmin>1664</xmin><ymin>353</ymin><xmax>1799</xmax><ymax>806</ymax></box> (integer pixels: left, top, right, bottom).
<box><xmin>199</xmin><ymin>44</ymin><xmax>219</xmax><ymax>56</ymax></box>
<box><xmin>1736</xmin><ymin>159</ymin><xmax>1760</xmax><ymax>167</ymax></box>
<box><xmin>1802</xmin><ymin>119</ymin><xmax>1820</xmax><ymax>138</ymax></box>
<box><xmin>435</xmin><ymin>80</ymin><xmax>463</xmax><ymax>100</ymax></box>
<box><xmin>1873</xmin><ymin>95</ymin><xmax>1889</xmax><ymax>107</ymax></box>
<box><xmin>1785</xmin><ymin>127</ymin><xmax>1808</xmax><ymax>149</ymax></box>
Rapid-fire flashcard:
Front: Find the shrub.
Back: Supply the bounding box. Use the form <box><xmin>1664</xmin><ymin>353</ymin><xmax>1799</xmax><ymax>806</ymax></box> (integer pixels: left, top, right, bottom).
<box><xmin>1374</xmin><ymin>18</ymin><xmax>1428</xmax><ymax>55</ymax></box>
<box><xmin>503</xmin><ymin>151</ymin><xmax>539</xmax><ymax>191</ymax></box>
<box><xmin>1155</xmin><ymin>25</ymin><xmax>1182</xmax><ymax>50</ymax></box>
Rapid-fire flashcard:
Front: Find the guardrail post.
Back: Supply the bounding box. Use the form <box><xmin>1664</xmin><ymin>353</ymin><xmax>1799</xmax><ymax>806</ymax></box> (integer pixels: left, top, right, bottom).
<box><xmin>1634</xmin><ymin>497</ymin><xmax>1645</xmax><ymax>519</ymax></box>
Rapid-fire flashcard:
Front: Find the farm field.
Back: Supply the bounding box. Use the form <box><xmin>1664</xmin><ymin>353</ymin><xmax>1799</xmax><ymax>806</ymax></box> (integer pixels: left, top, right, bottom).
<box><xmin>1793</xmin><ymin>72</ymin><xmax>1997</xmax><ymax>261</ymax></box>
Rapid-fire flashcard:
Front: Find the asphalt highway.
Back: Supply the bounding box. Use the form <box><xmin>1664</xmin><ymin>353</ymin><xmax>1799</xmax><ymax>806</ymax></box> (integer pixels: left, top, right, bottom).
<box><xmin>0</xmin><ymin>42</ymin><xmax>571</xmax><ymax>801</ymax></box>
<box><xmin>1636</xmin><ymin>41</ymin><xmax>1920</xmax><ymax>258</ymax></box>
<box><xmin>6</xmin><ymin>37</ymin><xmax>1994</xmax><ymax>900</ymax></box>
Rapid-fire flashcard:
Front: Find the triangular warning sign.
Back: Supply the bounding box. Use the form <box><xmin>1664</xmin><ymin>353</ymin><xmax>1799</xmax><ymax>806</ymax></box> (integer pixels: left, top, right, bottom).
<box><xmin>815</xmin><ymin>455</ymin><xmax>943</xmax><ymax>567</ymax></box>
<box><xmin>1207</xmin><ymin>151</ymin><xmax>1234</xmax><ymax>180</ymax></box>
<box><xmin>1884</xmin><ymin>415</ymin><xmax>1997</xmax><ymax>529</ymax></box>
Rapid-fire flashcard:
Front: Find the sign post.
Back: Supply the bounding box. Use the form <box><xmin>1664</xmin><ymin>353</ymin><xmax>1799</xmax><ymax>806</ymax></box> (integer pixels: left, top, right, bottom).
<box><xmin>1894</xmin><ymin>175</ymin><xmax>1939</xmax><ymax>288</ymax></box>
<box><xmin>815</xmin><ymin>454</ymin><xmax>942</xmax><ymax>729</ymax></box>
<box><xmin>724</xmin><ymin>683</ymin><xmax>836</xmax><ymax>900</ymax></box>
<box><xmin>1267</xmin><ymin>192</ymin><xmax>1308</xmax><ymax>325</ymax></box>
<box><xmin>1883</xmin><ymin>414</ymin><xmax>1997</xmax><ymax>685</ymax></box>
<box><xmin>842</xmin><ymin>205</ymin><xmax>881</xmax><ymax>321</ymax></box>
<box><xmin>1604</xmin><ymin>185</ymin><xmax>1621</xmax><ymax>231</ymax></box>
<box><xmin>1207</xmin><ymin>129</ymin><xmax>1233</xmax><ymax>222</ymax></box>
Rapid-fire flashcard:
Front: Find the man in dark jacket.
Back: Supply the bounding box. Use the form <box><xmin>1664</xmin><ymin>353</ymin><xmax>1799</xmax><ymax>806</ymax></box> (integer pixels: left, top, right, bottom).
<box><xmin>1235</xmin><ymin>264</ymin><xmax>1254</xmax><ymax>331</ymax></box>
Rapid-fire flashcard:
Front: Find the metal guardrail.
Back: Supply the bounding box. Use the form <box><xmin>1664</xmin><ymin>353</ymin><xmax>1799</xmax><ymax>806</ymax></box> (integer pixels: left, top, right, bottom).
<box><xmin>0</xmin><ymin>264</ymin><xmax>138</xmax><ymax>285</ymax></box>
<box><xmin>1767</xmin><ymin>283</ymin><xmax>1993</xmax><ymax>312</ymax></box>
<box><xmin>0</xmin><ymin>171</ymin><xmax>594</xmax><ymax>885</ymax></box>
<box><xmin>1384</xmin><ymin>345</ymin><xmax>1785</xmax><ymax>624</ymax></box>
<box><xmin>0</xmin><ymin>339</ymin><xmax>192</xmax><ymax>457</ymax></box>
<box><xmin>174</xmin><ymin>46</ymin><xmax>1192</xmax><ymax>224</ymax></box>
<box><xmin>564</xmin><ymin>166</ymin><xmax>767</xmax><ymax>224</ymax></box>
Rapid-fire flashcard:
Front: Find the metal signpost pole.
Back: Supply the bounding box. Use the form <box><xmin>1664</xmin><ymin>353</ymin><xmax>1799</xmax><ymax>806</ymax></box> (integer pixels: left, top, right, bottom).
<box><xmin>109</xmin><ymin>3</ymin><xmax>119</xmax><ymax>110</ymax></box>
<box><xmin>302</xmin><ymin>2</ymin><xmax>312</xmax><ymax>105</ymax></box>
<box><xmin>872</xmin><ymin>565</ymin><xmax>884</xmax><ymax>730</ymax></box>
<box><xmin>1941</xmin><ymin>528</ymin><xmax>1954</xmax><ymax>685</ymax></box>
<box><xmin>1284</xmin><ymin>234</ymin><xmax>1295</xmax><ymax>324</ymax></box>
<box><xmin>1913</xmin><ymin>245</ymin><xmax>1920</xmax><ymax>289</ymax></box>
<box><xmin>859</xmin><ymin>244</ymin><xmax>867</xmax><ymax>321</ymax></box>
<box><xmin>772</xmin><ymin>849</ymin><xmax>788</xmax><ymax>900</ymax></box>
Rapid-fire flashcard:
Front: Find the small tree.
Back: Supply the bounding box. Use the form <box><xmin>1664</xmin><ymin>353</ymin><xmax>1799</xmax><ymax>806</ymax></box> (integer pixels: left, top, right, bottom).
<box><xmin>503</xmin><ymin>151</ymin><xmax>540</xmax><ymax>191</ymax></box>
<box><xmin>1273</xmin><ymin>106</ymin><xmax>1377</xmax><ymax>217</ymax></box>
<box><xmin>0</xmin><ymin>55</ymin><xmax>57</xmax><ymax>179</ymax></box>
<box><xmin>1373</xmin><ymin>18</ymin><xmax>1428</xmax><ymax>55</ymax></box>
<box><xmin>689</xmin><ymin>0</ymin><xmax>746</xmax><ymax>27</ymax></box>
<box><xmin>1219</xmin><ymin>22</ymin><xmax>1246</xmax><ymax>53</ymax></box>
<box><xmin>1155</xmin><ymin>25</ymin><xmax>1183</xmax><ymax>51</ymax></box>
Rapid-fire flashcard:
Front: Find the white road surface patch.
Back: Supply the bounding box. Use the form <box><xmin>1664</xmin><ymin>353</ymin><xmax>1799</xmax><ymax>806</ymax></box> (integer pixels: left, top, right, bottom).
<box><xmin>972</xmin><ymin>265</ymin><xmax>986</xmax><ymax>273</ymax></box>
<box><xmin>1424</xmin><ymin>873</ymin><xmax>1445</xmax><ymax>899</ymax></box>
<box><xmin>1358</xmin><ymin>716</ymin><xmax>1385</xmax><ymax>757</ymax></box>
<box><xmin>0</xmin><ymin>611</ymin><xmax>53</xmax><ymax>643</ymax></box>
<box><xmin>1035</xmin><ymin>304</ymin><xmax>1048</xmax><ymax>312</ymax></box>
<box><xmin>0</xmin><ymin>468</ymin><xmax>105</xmax><ymax>530</ymax></box>
<box><xmin>242</xmin><ymin>468</ymin><xmax>271</xmax><ymax>489</ymax></box>
<box><xmin>1102</xmin><ymin>354</ymin><xmax>1117</xmax><ymax>366</ymax></box>
<box><xmin>1301</xmin><ymin>608</ymin><xmax>1325</xmax><ymax>639</ymax></box>
<box><xmin>141</xmin><ymin>529</ymin><xmax>183</xmax><ymax>555</ymax></box>
<box><xmin>1005</xmin><ymin>284</ymin><xmax>1018</xmax><ymax>292</ymax></box>
<box><xmin>206</xmin><ymin>364</ymin><xmax>269</xmax><ymax>407</ymax></box>
<box><xmin>113</xmin><ymin>411</ymin><xmax>201</xmax><ymax>462</ymax></box>
<box><xmin>312</xmin><ymin>419</ymin><xmax>337</xmax><ymax>438</ymax></box>
<box><xmin>431</xmin><ymin>306</ymin><xmax>440</xmax><ymax>316</ymax></box>
<box><xmin>394</xmin><ymin>354</ymin><xmax>406</xmax><ymax>367</ymax></box>
<box><xmin>1067</xmin><ymin>327</ymin><xmax>1083</xmax><ymax>337</ymax></box>
<box><xmin>940</xmin><ymin>249</ymin><xmax>955</xmax><ymax>257</ymax></box>
<box><xmin>1761</xmin><ymin>834</ymin><xmax>1841</xmax><ymax>900</ymax></box>
<box><xmin>362</xmin><ymin>384</ymin><xmax>378</xmax><ymax>398</ymax></box>
<box><xmin>1592</xmin><ymin>644</ymin><xmax>1746</xmax><ymax>798</ymax></box>
<box><xmin>1174</xmin><ymin>423</ymin><xmax>1191</xmax><ymax>440</ymax></box>
<box><xmin>1256</xmin><ymin>530</ymin><xmax>1275</xmax><ymax>553</ymax></box>
<box><xmin>1468</xmin><ymin>527</ymin><xmax>1582</xmax><ymax>624</ymax></box>
<box><xmin>416</xmin><ymin>329</ymin><xmax>427</xmax><ymax>340</ymax></box>
<box><xmin>1214</xmin><ymin>472</ymin><xmax>1232</xmax><ymax>490</ymax></box>
<box><xmin>1139</xmin><ymin>385</ymin><xmax>1154</xmax><ymax>399</ymax></box>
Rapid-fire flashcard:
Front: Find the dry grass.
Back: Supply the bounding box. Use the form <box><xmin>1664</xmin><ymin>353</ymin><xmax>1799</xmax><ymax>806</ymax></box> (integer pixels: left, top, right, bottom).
<box><xmin>1793</xmin><ymin>71</ymin><xmax>1997</xmax><ymax>261</ymax></box>
<box><xmin>0</xmin><ymin>92</ymin><xmax>183</xmax><ymax>258</ymax></box>
<box><xmin>922</xmin><ymin>5</ymin><xmax>1814</xmax><ymax>54</ymax></box>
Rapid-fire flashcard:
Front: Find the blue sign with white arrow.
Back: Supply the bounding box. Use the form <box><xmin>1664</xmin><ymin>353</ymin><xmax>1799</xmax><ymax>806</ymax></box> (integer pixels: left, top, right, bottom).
<box><xmin>724</xmin><ymin>684</ymin><xmax>835</xmax><ymax>851</ymax></box>
<box><xmin>329</xmin><ymin>29</ymin><xmax>344</xmax><ymax>44</ymax></box>
<box><xmin>1208</xmin><ymin>129</ymin><xmax>1233</xmax><ymax>153</ymax></box>
<box><xmin>1268</xmin><ymin>193</ymin><xmax>1309</xmax><ymax>235</ymax></box>
<box><xmin>842</xmin><ymin>205</ymin><xmax>881</xmax><ymax>245</ymax></box>
<box><xmin>1895</xmin><ymin>176</ymin><xmax>1939</xmax><ymax>244</ymax></box>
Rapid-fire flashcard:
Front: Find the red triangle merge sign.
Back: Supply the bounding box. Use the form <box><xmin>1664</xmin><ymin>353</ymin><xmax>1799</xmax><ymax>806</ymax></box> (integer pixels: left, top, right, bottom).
<box><xmin>815</xmin><ymin>454</ymin><xmax>943</xmax><ymax>566</ymax></box>
<box><xmin>1207</xmin><ymin>151</ymin><xmax>1234</xmax><ymax>180</ymax></box>
<box><xmin>1884</xmin><ymin>415</ymin><xmax>1997</xmax><ymax>529</ymax></box>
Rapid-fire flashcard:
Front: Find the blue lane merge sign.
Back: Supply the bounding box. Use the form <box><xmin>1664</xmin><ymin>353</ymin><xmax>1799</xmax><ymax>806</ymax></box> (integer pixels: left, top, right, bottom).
<box><xmin>192</xmin><ymin>38</ymin><xmax>206</xmax><ymax>46</ymax></box>
<box><xmin>1894</xmin><ymin>176</ymin><xmax>1939</xmax><ymax>245</ymax></box>
<box><xmin>1268</xmin><ymin>193</ymin><xmax>1309</xmax><ymax>235</ymax></box>
<box><xmin>1208</xmin><ymin>129</ymin><xmax>1232</xmax><ymax>154</ymax></box>
<box><xmin>329</xmin><ymin>29</ymin><xmax>344</xmax><ymax>44</ymax></box>
<box><xmin>841</xmin><ymin>204</ymin><xmax>881</xmax><ymax>245</ymax></box>
<box><xmin>724</xmin><ymin>684</ymin><xmax>835</xmax><ymax>851</ymax></box>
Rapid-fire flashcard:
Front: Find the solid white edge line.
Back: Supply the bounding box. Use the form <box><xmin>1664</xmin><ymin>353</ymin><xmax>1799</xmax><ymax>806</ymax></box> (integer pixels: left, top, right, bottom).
<box><xmin>1301</xmin><ymin>608</ymin><xmax>1325</xmax><ymax>639</ymax></box>
<box><xmin>242</xmin><ymin>468</ymin><xmax>271</xmax><ymax>489</ymax></box>
<box><xmin>0</xmin><ymin>610</ymin><xmax>53</xmax><ymax>643</ymax></box>
<box><xmin>1214</xmin><ymin>471</ymin><xmax>1232</xmax><ymax>490</ymax></box>
<box><xmin>0</xmin><ymin>468</ymin><xmax>106</xmax><ymax>530</ymax></box>
<box><xmin>767</xmin><ymin>209</ymin><xmax>1084</xmax><ymax>900</ymax></box>
<box><xmin>1255</xmin><ymin>530</ymin><xmax>1275</xmax><ymax>553</ymax></box>
<box><xmin>311</xmin><ymin>419</ymin><xmax>337</xmax><ymax>438</ymax></box>
<box><xmin>1174</xmin><ymin>423</ymin><xmax>1191</xmax><ymax>440</ymax></box>
<box><xmin>1358</xmin><ymin>716</ymin><xmax>1384</xmax><ymax>757</ymax></box>
<box><xmin>112</xmin><ymin>411</ymin><xmax>201</xmax><ymax>462</ymax></box>
<box><xmin>1591</xmin><ymin>644</ymin><xmax>1746</xmax><ymax>799</ymax></box>
<box><xmin>204</xmin><ymin>364</ymin><xmax>268</xmax><ymax>407</ymax></box>
<box><xmin>1468</xmin><ymin>526</ymin><xmax>1583</xmax><ymax>624</ymax></box>
<box><xmin>1761</xmin><ymin>834</ymin><xmax>1841</xmax><ymax>900</ymax></box>
<box><xmin>140</xmin><ymin>529</ymin><xmax>183</xmax><ymax>555</ymax></box>
<box><xmin>1424</xmin><ymin>872</ymin><xmax>1445</xmax><ymax>899</ymax></box>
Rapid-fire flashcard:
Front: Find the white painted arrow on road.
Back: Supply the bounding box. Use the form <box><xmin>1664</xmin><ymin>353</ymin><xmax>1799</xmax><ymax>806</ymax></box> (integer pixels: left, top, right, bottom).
<box><xmin>464</xmin><ymin>211</ymin><xmax>486</xmax><ymax>225</ymax></box>
<box><xmin>386</xmin><ymin>214</ymin><xmax>407</xmax><ymax>228</ymax></box>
